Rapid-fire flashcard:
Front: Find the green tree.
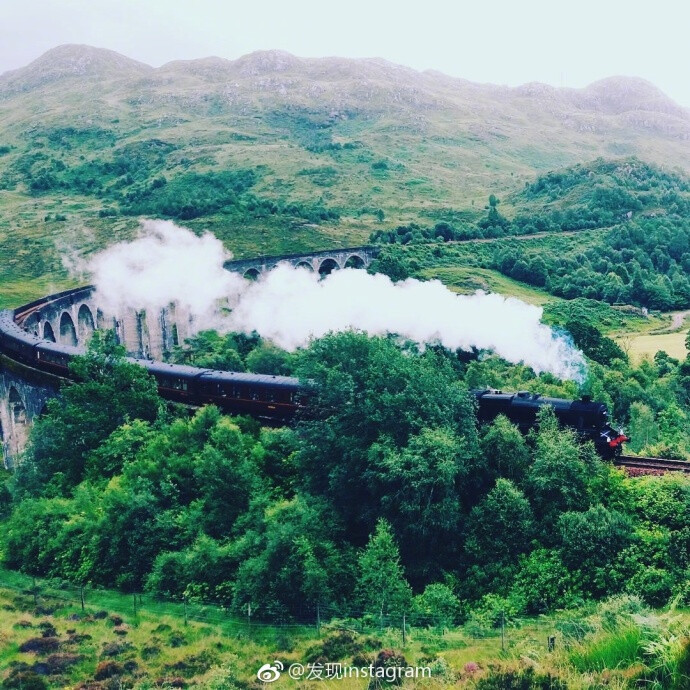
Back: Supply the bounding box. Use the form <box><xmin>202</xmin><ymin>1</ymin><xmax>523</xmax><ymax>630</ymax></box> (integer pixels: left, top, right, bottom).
<box><xmin>558</xmin><ymin>505</ymin><xmax>633</xmax><ymax>597</ymax></box>
<box><xmin>20</xmin><ymin>332</ymin><xmax>160</xmax><ymax>492</ymax></box>
<box><xmin>245</xmin><ymin>342</ymin><xmax>295</xmax><ymax>375</ymax></box>
<box><xmin>85</xmin><ymin>419</ymin><xmax>155</xmax><ymax>482</ymax></box>
<box><xmin>146</xmin><ymin>535</ymin><xmax>235</xmax><ymax>602</ymax></box>
<box><xmin>510</xmin><ymin>548</ymin><xmax>583</xmax><ymax>613</ymax></box>
<box><xmin>464</xmin><ymin>479</ymin><xmax>535</xmax><ymax>593</ymax></box>
<box><xmin>230</xmin><ymin>496</ymin><xmax>352</xmax><ymax>619</ymax></box>
<box><xmin>367</xmin><ymin>247</ymin><xmax>413</xmax><ymax>282</ymax></box>
<box><xmin>465</xmin><ymin>479</ymin><xmax>535</xmax><ymax>565</ymax></box>
<box><xmin>171</xmin><ymin>330</ymin><xmax>246</xmax><ymax>371</ymax></box>
<box><xmin>525</xmin><ymin>408</ymin><xmax>590</xmax><ymax>525</ymax></box>
<box><xmin>370</xmin><ymin>427</ymin><xmax>470</xmax><ymax>580</ymax></box>
<box><xmin>356</xmin><ymin>519</ymin><xmax>412</xmax><ymax>619</ymax></box>
<box><xmin>565</xmin><ymin>319</ymin><xmax>626</xmax><ymax>365</ymax></box>
<box><xmin>626</xmin><ymin>402</ymin><xmax>658</xmax><ymax>453</ymax></box>
<box><xmin>479</xmin><ymin>415</ymin><xmax>530</xmax><ymax>484</ymax></box>
<box><xmin>192</xmin><ymin>418</ymin><xmax>259</xmax><ymax>538</ymax></box>
<box><xmin>1</xmin><ymin>497</ymin><xmax>71</xmax><ymax>575</ymax></box>
<box><xmin>412</xmin><ymin>583</ymin><xmax>462</xmax><ymax>627</ymax></box>
<box><xmin>296</xmin><ymin>332</ymin><xmax>478</xmax><ymax>546</ymax></box>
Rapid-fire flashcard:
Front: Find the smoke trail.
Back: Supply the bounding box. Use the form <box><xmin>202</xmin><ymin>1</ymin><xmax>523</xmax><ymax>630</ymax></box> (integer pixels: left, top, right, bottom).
<box><xmin>226</xmin><ymin>263</ymin><xmax>586</xmax><ymax>381</ymax></box>
<box><xmin>86</xmin><ymin>220</ymin><xmax>586</xmax><ymax>381</ymax></box>
<box><xmin>88</xmin><ymin>219</ymin><xmax>244</xmax><ymax>319</ymax></box>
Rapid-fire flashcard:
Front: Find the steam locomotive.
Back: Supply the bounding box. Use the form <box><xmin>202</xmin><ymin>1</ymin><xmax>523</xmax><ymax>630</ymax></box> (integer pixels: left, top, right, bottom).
<box><xmin>474</xmin><ymin>389</ymin><xmax>629</xmax><ymax>459</ymax></box>
<box><xmin>0</xmin><ymin>308</ymin><xmax>628</xmax><ymax>455</ymax></box>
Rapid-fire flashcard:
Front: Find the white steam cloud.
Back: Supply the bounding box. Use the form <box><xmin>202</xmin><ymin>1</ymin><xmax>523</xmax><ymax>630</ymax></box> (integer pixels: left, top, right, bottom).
<box><xmin>87</xmin><ymin>220</ymin><xmax>586</xmax><ymax>381</ymax></box>
<box><xmin>89</xmin><ymin>219</ymin><xmax>244</xmax><ymax>320</ymax></box>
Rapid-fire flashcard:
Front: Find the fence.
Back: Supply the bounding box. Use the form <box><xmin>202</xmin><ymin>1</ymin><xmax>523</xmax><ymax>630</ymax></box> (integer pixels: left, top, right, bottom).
<box><xmin>0</xmin><ymin>568</ymin><xmax>580</xmax><ymax>651</ymax></box>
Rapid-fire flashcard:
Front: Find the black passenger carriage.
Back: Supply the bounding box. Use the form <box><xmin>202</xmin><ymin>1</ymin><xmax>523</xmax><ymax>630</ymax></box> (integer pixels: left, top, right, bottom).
<box><xmin>126</xmin><ymin>361</ymin><xmax>301</xmax><ymax>420</ymax></box>
<box><xmin>36</xmin><ymin>342</ymin><xmax>81</xmax><ymax>375</ymax></box>
<box><xmin>0</xmin><ymin>310</ymin><xmax>44</xmax><ymax>365</ymax></box>
<box><xmin>2</xmin><ymin>306</ymin><xmax>302</xmax><ymax>421</ymax></box>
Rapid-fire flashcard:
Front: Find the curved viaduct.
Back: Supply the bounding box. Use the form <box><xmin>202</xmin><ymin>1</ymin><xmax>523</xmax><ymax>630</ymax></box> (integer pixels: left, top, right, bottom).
<box><xmin>225</xmin><ymin>246</ymin><xmax>377</xmax><ymax>280</ymax></box>
<box><xmin>0</xmin><ymin>246</ymin><xmax>378</xmax><ymax>467</ymax></box>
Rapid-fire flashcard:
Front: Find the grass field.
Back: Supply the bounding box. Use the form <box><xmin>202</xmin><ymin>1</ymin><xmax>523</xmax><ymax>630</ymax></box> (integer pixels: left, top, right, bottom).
<box><xmin>418</xmin><ymin>266</ymin><xmax>554</xmax><ymax>305</ymax></box>
<box><xmin>619</xmin><ymin>329</ymin><xmax>689</xmax><ymax>363</ymax></box>
<box><xmin>1</xmin><ymin>568</ymin><xmax>688</xmax><ymax>689</ymax></box>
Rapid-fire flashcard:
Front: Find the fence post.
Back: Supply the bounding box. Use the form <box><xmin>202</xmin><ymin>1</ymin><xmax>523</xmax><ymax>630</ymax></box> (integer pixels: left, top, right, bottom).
<box><xmin>80</xmin><ymin>586</ymin><xmax>85</xmax><ymax>612</ymax></box>
<box><xmin>402</xmin><ymin>613</ymin><xmax>406</xmax><ymax>646</ymax></box>
<box><xmin>183</xmin><ymin>596</ymin><xmax>188</xmax><ymax>626</ymax></box>
<box><xmin>548</xmin><ymin>636</ymin><xmax>556</xmax><ymax>652</ymax></box>
<box><xmin>501</xmin><ymin>611</ymin><xmax>505</xmax><ymax>652</ymax></box>
<box><xmin>316</xmin><ymin>603</ymin><xmax>321</xmax><ymax>635</ymax></box>
<box><xmin>133</xmin><ymin>593</ymin><xmax>137</xmax><ymax>617</ymax></box>
<box><xmin>32</xmin><ymin>577</ymin><xmax>38</xmax><ymax>607</ymax></box>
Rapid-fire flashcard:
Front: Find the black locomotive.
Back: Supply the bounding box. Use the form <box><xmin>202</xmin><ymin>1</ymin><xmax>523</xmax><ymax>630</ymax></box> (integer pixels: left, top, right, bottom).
<box><xmin>474</xmin><ymin>389</ymin><xmax>629</xmax><ymax>459</ymax></box>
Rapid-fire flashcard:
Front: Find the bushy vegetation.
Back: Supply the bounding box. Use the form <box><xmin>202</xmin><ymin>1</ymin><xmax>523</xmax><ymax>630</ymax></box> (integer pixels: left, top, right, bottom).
<box><xmin>2</xmin><ymin>330</ymin><xmax>689</xmax><ymax>627</ymax></box>
<box><xmin>372</xmin><ymin>160</ymin><xmax>690</xmax><ymax>310</ymax></box>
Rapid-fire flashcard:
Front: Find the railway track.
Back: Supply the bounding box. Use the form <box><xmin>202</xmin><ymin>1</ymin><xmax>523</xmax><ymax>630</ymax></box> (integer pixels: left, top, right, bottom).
<box><xmin>614</xmin><ymin>455</ymin><xmax>690</xmax><ymax>474</ymax></box>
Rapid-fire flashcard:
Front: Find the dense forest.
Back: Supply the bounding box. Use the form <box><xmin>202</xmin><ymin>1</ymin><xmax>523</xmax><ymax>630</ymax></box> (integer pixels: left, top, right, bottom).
<box><xmin>371</xmin><ymin>160</ymin><xmax>690</xmax><ymax>310</ymax></box>
<box><xmin>2</xmin><ymin>324</ymin><xmax>689</xmax><ymax>624</ymax></box>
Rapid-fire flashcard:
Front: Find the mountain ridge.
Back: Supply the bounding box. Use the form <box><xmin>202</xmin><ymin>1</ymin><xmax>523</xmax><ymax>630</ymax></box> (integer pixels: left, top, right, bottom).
<box><xmin>1</xmin><ymin>44</ymin><xmax>685</xmax><ymax>121</ymax></box>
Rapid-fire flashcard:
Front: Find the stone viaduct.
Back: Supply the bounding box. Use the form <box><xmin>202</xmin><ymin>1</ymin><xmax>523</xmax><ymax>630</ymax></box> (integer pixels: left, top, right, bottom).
<box><xmin>0</xmin><ymin>365</ymin><xmax>58</xmax><ymax>468</ymax></box>
<box><xmin>225</xmin><ymin>246</ymin><xmax>378</xmax><ymax>280</ymax></box>
<box><xmin>0</xmin><ymin>246</ymin><xmax>378</xmax><ymax>467</ymax></box>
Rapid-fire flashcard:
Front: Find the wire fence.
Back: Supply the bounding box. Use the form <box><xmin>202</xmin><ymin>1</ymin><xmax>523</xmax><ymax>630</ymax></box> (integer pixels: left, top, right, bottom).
<box><xmin>0</xmin><ymin>568</ymin><xmax>581</xmax><ymax>651</ymax></box>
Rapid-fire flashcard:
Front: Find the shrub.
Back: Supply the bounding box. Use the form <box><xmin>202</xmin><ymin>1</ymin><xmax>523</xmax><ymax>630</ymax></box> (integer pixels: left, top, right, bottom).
<box><xmin>18</xmin><ymin>637</ymin><xmax>60</xmax><ymax>654</ymax></box>
<box><xmin>599</xmin><ymin>594</ymin><xmax>649</xmax><ymax>630</ymax></box>
<box><xmin>1</xmin><ymin>670</ymin><xmax>49</xmax><ymax>689</ymax></box>
<box><xmin>164</xmin><ymin>651</ymin><xmax>219</xmax><ymax>678</ymax></box>
<box><xmin>33</xmin><ymin>653</ymin><xmax>82</xmax><ymax>674</ymax></box>
<box><xmin>141</xmin><ymin>646</ymin><xmax>161</xmax><ymax>660</ymax></box>
<box><xmin>94</xmin><ymin>661</ymin><xmax>124</xmax><ymax>680</ymax></box>
<box><xmin>100</xmin><ymin>641</ymin><xmax>132</xmax><ymax>658</ymax></box>
<box><xmin>304</xmin><ymin>630</ymin><xmax>365</xmax><ymax>663</ymax></box>
<box><xmin>625</xmin><ymin>567</ymin><xmax>676</xmax><ymax>608</ymax></box>
<box><xmin>474</xmin><ymin>666</ymin><xmax>568</xmax><ymax>689</ymax></box>
<box><xmin>371</xmin><ymin>650</ymin><xmax>409</xmax><ymax>685</ymax></box>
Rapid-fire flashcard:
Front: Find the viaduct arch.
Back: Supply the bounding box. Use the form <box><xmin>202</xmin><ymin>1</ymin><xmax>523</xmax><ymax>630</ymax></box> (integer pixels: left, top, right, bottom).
<box><xmin>0</xmin><ymin>245</ymin><xmax>379</xmax><ymax>467</ymax></box>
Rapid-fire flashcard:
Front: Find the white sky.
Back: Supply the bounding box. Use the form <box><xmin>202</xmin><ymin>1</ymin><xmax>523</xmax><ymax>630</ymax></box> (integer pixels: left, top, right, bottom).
<box><xmin>2</xmin><ymin>0</ymin><xmax>690</xmax><ymax>106</ymax></box>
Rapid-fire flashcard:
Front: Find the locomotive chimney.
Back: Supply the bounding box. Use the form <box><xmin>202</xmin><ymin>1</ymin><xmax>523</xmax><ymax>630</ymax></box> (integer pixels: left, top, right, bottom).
<box><xmin>581</xmin><ymin>394</ymin><xmax>592</xmax><ymax>403</ymax></box>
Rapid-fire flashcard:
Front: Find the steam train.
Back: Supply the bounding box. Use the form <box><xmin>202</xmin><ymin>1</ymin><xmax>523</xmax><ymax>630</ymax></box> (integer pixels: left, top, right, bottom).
<box><xmin>0</xmin><ymin>308</ymin><xmax>629</xmax><ymax>455</ymax></box>
<box><xmin>0</xmin><ymin>310</ymin><xmax>302</xmax><ymax>423</ymax></box>
<box><xmin>474</xmin><ymin>389</ymin><xmax>629</xmax><ymax>459</ymax></box>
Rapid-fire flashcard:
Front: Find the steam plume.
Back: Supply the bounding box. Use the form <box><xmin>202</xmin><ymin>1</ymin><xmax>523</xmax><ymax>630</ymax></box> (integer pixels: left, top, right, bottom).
<box><xmin>87</xmin><ymin>220</ymin><xmax>586</xmax><ymax>381</ymax></box>
<box><xmin>89</xmin><ymin>219</ymin><xmax>244</xmax><ymax>319</ymax></box>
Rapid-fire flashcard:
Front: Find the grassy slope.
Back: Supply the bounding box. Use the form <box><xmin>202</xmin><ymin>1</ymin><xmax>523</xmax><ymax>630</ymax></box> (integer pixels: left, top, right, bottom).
<box><xmin>1</xmin><ymin>569</ymin><xmax>687</xmax><ymax>689</ymax></box>
<box><xmin>2</xmin><ymin>47</ymin><xmax>690</xmax><ymax>308</ymax></box>
<box><xmin>0</xmin><ymin>573</ymin><xmax>500</xmax><ymax>688</ymax></box>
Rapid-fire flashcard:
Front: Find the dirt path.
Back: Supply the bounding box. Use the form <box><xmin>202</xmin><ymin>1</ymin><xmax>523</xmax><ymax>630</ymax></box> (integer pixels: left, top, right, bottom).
<box><xmin>671</xmin><ymin>310</ymin><xmax>690</xmax><ymax>330</ymax></box>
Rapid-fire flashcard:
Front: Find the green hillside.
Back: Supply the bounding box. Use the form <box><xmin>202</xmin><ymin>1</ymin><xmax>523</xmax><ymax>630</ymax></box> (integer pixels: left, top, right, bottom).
<box><xmin>2</xmin><ymin>45</ymin><xmax>690</xmax><ymax>307</ymax></box>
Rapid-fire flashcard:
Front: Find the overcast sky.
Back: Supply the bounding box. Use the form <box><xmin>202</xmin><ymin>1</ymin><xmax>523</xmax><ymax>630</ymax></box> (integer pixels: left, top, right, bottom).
<box><xmin>2</xmin><ymin>0</ymin><xmax>690</xmax><ymax>106</ymax></box>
